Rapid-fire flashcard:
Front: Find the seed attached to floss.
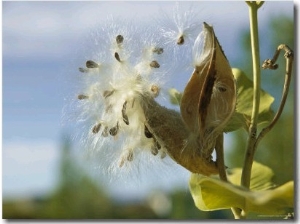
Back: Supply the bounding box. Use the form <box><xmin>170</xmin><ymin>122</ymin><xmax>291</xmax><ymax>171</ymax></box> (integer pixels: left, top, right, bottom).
<box><xmin>150</xmin><ymin>60</ymin><xmax>160</xmax><ymax>68</ymax></box>
<box><xmin>177</xmin><ymin>35</ymin><xmax>185</xmax><ymax>45</ymax></box>
<box><xmin>114</xmin><ymin>52</ymin><xmax>121</xmax><ymax>62</ymax></box>
<box><xmin>150</xmin><ymin>85</ymin><xmax>160</xmax><ymax>98</ymax></box>
<box><xmin>127</xmin><ymin>150</ymin><xmax>134</xmax><ymax>162</ymax></box>
<box><xmin>77</xmin><ymin>94</ymin><xmax>88</xmax><ymax>100</ymax></box>
<box><xmin>144</xmin><ymin>125</ymin><xmax>153</xmax><ymax>138</ymax></box>
<box><xmin>103</xmin><ymin>90</ymin><xmax>115</xmax><ymax>98</ymax></box>
<box><xmin>79</xmin><ymin>67</ymin><xmax>89</xmax><ymax>73</ymax></box>
<box><xmin>116</xmin><ymin>34</ymin><xmax>124</xmax><ymax>44</ymax></box>
<box><xmin>92</xmin><ymin>123</ymin><xmax>101</xmax><ymax>134</ymax></box>
<box><xmin>122</xmin><ymin>101</ymin><xmax>129</xmax><ymax>125</ymax></box>
<box><xmin>152</xmin><ymin>47</ymin><xmax>164</xmax><ymax>54</ymax></box>
<box><xmin>86</xmin><ymin>60</ymin><xmax>99</xmax><ymax>68</ymax></box>
<box><xmin>109</xmin><ymin>123</ymin><xmax>119</xmax><ymax>136</ymax></box>
<box><xmin>101</xmin><ymin>126</ymin><xmax>109</xmax><ymax>137</ymax></box>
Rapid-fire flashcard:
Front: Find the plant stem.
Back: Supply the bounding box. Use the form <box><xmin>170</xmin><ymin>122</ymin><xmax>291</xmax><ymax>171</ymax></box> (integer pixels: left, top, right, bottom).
<box><xmin>241</xmin><ymin>2</ymin><xmax>263</xmax><ymax>189</ymax></box>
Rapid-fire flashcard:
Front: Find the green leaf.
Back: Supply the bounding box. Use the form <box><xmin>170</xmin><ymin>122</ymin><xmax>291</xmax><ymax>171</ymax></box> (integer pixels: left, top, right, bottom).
<box><xmin>189</xmin><ymin>162</ymin><xmax>293</xmax><ymax>215</ymax></box>
<box><xmin>225</xmin><ymin>68</ymin><xmax>274</xmax><ymax>132</ymax></box>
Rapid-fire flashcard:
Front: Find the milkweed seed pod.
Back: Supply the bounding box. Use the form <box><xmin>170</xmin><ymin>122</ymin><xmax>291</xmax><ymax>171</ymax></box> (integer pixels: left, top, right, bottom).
<box><xmin>142</xmin><ymin>23</ymin><xmax>236</xmax><ymax>175</ymax></box>
<box><xmin>180</xmin><ymin>22</ymin><xmax>236</xmax><ymax>160</ymax></box>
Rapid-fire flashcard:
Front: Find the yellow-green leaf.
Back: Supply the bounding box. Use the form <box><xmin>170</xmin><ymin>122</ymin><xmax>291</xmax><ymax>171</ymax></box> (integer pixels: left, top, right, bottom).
<box><xmin>189</xmin><ymin>162</ymin><xmax>293</xmax><ymax>215</ymax></box>
<box><xmin>225</xmin><ymin>68</ymin><xmax>274</xmax><ymax>132</ymax></box>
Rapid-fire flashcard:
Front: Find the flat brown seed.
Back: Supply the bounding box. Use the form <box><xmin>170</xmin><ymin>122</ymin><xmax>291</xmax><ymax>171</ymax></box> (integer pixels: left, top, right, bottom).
<box><xmin>116</xmin><ymin>35</ymin><xmax>124</xmax><ymax>44</ymax></box>
<box><xmin>114</xmin><ymin>52</ymin><xmax>121</xmax><ymax>62</ymax></box>
<box><xmin>109</xmin><ymin>123</ymin><xmax>119</xmax><ymax>136</ymax></box>
<box><xmin>77</xmin><ymin>94</ymin><xmax>88</xmax><ymax>100</ymax></box>
<box><xmin>127</xmin><ymin>151</ymin><xmax>134</xmax><ymax>161</ymax></box>
<box><xmin>122</xmin><ymin>101</ymin><xmax>129</xmax><ymax>125</ymax></box>
<box><xmin>153</xmin><ymin>47</ymin><xmax>163</xmax><ymax>54</ymax></box>
<box><xmin>150</xmin><ymin>61</ymin><xmax>160</xmax><ymax>68</ymax></box>
<box><xmin>177</xmin><ymin>35</ymin><xmax>185</xmax><ymax>45</ymax></box>
<box><xmin>150</xmin><ymin>85</ymin><xmax>160</xmax><ymax>98</ymax></box>
<box><xmin>86</xmin><ymin>60</ymin><xmax>99</xmax><ymax>68</ymax></box>
<box><xmin>92</xmin><ymin>123</ymin><xmax>101</xmax><ymax>134</ymax></box>
<box><xmin>101</xmin><ymin>126</ymin><xmax>109</xmax><ymax>137</ymax></box>
<box><xmin>103</xmin><ymin>90</ymin><xmax>114</xmax><ymax>98</ymax></box>
<box><xmin>151</xmin><ymin>145</ymin><xmax>159</xmax><ymax>156</ymax></box>
<box><xmin>144</xmin><ymin>125</ymin><xmax>153</xmax><ymax>138</ymax></box>
<box><xmin>79</xmin><ymin>67</ymin><xmax>89</xmax><ymax>73</ymax></box>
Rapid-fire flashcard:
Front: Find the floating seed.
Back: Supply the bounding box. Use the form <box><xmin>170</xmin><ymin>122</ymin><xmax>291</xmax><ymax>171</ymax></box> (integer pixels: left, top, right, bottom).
<box><xmin>152</xmin><ymin>47</ymin><xmax>164</xmax><ymax>54</ymax></box>
<box><xmin>114</xmin><ymin>52</ymin><xmax>121</xmax><ymax>62</ymax></box>
<box><xmin>86</xmin><ymin>60</ymin><xmax>99</xmax><ymax>68</ymax></box>
<box><xmin>77</xmin><ymin>94</ymin><xmax>88</xmax><ymax>100</ymax></box>
<box><xmin>92</xmin><ymin>123</ymin><xmax>101</xmax><ymax>134</ymax></box>
<box><xmin>101</xmin><ymin>126</ymin><xmax>109</xmax><ymax>137</ymax></box>
<box><xmin>109</xmin><ymin>123</ymin><xmax>119</xmax><ymax>136</ymax></box>
<box><xmin>154</xmin><ymin>139</ymin><xmax>161</xmax><ymax>150</ymax></box>
<box><xmin>116</xmin><ymin>35</ymin><xmax>124</xmax><ymax>44</ymax></box>
<box><xmin>150</xmin><ymin>85</ymin><xmax>160</xmax><ymax>98</ymax></box>
<box><xmin>119</xmin><ymin>157</ymin><xmax>125</xmax><ymax>168</ymax></box>
<box><xmin>177</xmin><ymin>35</ymin><xmax>185</xmax><ymax>45</ymax></box>
<box><xmin>122</xmin><ymin>101</ymin><xmax>129</xmax><ymax>125</ymax></box>
<box><xmin>150</xmin><ymin>60</ymin><xmax>160</xmax><ymax>68</ymax></box>
<box><xmin>127</xmin><ymin>150</ymin><xmax>134</xmax><ymax>161</ymax></box>
<box><xmin>160</xmin><ymin>151</ymin><xmax>167</xmax><ymax>159</ymax></box>
<box><xmin>144</xmin><ymin>125</ymin><xmax>153</xmax><ymax>138</ymax></box>
<box><xmin>79</xmin><ymin>67</ymin><xmax>89</xmax><ymax>73</ymax></box>
<box><xmin>103</xmin><ymin>90</ymin><xmax>114</xmax><ymax>98</ymax></box>
<box><xmin>151</xmin><ymin>145</ymin><xmax>159</xmax><ymax>156</ymax></box>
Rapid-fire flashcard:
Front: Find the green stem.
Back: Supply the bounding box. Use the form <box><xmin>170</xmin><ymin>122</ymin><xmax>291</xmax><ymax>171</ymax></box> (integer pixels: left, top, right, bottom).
<box><xmin>241</xmin><ymin>2</ymin><xmax>262</xmax><ymax>189</ymax></box>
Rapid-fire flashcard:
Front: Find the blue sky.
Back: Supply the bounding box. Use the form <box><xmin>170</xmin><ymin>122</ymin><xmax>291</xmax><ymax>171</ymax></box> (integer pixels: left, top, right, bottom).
<box><xmin>2</xmin><ymin>1</ymin><xmax>294</xmax><ymax>201</ymax></box>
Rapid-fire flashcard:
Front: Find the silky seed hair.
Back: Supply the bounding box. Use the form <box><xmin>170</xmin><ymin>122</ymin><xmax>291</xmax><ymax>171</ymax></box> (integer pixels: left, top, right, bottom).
<box><xmin>71</xmin><ymin>16</ymin><xmax>179</xmax><ymax>178</ymax></box>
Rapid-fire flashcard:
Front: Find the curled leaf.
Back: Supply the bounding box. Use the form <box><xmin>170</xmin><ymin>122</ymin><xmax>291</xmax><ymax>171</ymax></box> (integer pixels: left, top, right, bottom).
<box><xmin>189</xmin><ymin>162</ymin><xmax>294</xmax><ymax>215</ymax></box>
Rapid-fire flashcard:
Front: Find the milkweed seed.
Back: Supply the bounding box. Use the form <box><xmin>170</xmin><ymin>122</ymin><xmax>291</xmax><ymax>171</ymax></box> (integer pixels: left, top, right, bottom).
<box><xmin>177</xmin><ymin>35</ymin><xmax>185</xmax><ymax>45</ymax></box>
<box><xmin>153</xmin><ymin>47</ymin><xmax>164</xmax><ymax>54</ymax></box>
<box><xmin>119</xmin><ymin>158</ymin><xmax>125</xmax><ymax>168</ymax></box>
<box><xmin>150</xmin><ymin>85</ymin><xmax>160</xmax><ymax>98</ymax></box>
<box><xmin>101</xmin><ymin>126</ymin><xmax>109</xmax><ymax>137</ymax></box>
<box><xmin>151</xmin><ymin>145</ymin><xmax>159</xmax><ymax>156</ymax></box>
<box><xmin>144</xmin><ymin>125</ymin><xmax>153</xmax><ymax>138</ymax></box>
<box><xmin>122</xmin><ymin>101</ymin><xmax>129</xmax><ymax>125</ymax></box>
<box><xmin>116</xmin><ymin>35</ymin><xmax>124</xmax><ymax>44</ymax></box>
<box><xmin>114</xmin><ymin>52</ymin><xmax>121</xmax><ymax>62</ymax></box>
<box><xmin>92</xmin><ymin>123</ymin><xmax>101</xmax><ymax>134</ymax></box>
<box><xmin>79</xmin><ymin>67</ymin><xmax>89</xmax><ymax>73</ymax></box>
<box><xmin>160</xmin><ymin>151</ymin><xmax>167</xmax><ymax>159</ymax></box>
<box><xmin>86</xmin><ymin>60</ymin><xmax>99</xmax><ymax>68</ymax></box>
<box><xmin>150</xmin><ymin>60</ymin><xmax>160</xmax><ymax>68</ymax></box>
<box><xmin>109</xmin><ymin>123</ymin><xmax>119</xmax><ymax>136</ymax></box>
<box><xmin>103</xmin><ymin>90</ymin><xmax>115</xmax><ymax>98</ymax></box>
<box><xmin>127</xmin><ymin>150</ymin><xmax>134</xmax><ymax>161</ymax></box>
<box><xmin>77</xmin><ymin>94</ymin><xmax>88</xmax><ymax>100</ymax></box>
<box><xmin>154</xmin><ymin>139</ymin><xmax>161</xmax><ymax>150</ymax></box>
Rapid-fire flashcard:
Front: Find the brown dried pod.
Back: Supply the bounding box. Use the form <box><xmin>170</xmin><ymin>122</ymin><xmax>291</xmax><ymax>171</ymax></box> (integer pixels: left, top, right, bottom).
<box><xmin>140</xmin><ymin>23</ymin><xmax>236</xmax><ymax>176</ymax></box>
